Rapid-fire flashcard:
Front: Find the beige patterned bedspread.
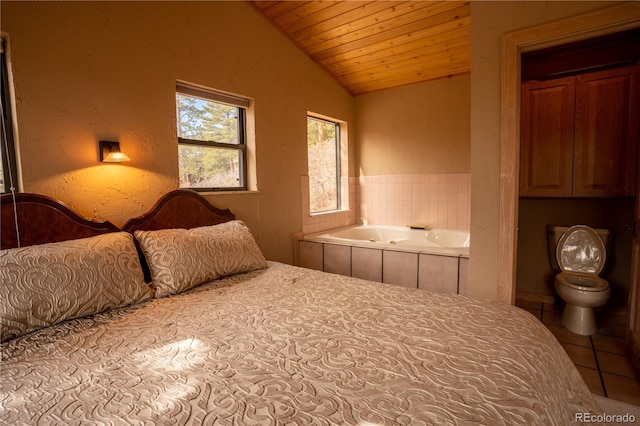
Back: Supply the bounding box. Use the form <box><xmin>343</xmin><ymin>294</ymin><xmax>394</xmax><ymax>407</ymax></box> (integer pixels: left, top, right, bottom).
<box><xmin>1</xmin><ymin>262</ymin><xmax>600</xmax><ymax>425</ymax></box>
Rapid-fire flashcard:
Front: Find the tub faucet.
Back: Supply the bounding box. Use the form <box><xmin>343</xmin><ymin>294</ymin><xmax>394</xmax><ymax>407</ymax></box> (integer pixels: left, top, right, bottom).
<box><xmin>408</xmin><ymin>224</ymin><xmax>431</xmax><ymax>230</ymax></box>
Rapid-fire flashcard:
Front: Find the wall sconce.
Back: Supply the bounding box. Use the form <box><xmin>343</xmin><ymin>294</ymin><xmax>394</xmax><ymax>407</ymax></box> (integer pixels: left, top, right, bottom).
<box><xmin>99</xmin><ymin>141</ymin><xmax>131</xmax><ymax>163</ymax></box>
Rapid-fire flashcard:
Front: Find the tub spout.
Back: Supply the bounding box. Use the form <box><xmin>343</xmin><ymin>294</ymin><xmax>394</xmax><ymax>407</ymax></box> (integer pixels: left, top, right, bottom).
<box><xmin>408</xmin><ymin>224</ymin><xmax>431</xmax><ymax>230</ymax></box>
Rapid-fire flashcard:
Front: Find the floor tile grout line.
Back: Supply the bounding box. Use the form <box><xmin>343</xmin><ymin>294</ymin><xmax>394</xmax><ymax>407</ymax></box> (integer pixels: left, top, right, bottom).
<box><xmin>591</xmin><ymin>335</ymin><xmax>608</xmax><ymax>398</ymax></box>
<box><xmin>516</xmin><ymin>301</ymin><xmax>640</xmax><ymax>385</ymax></box>
<box><xmin>594</xmin><ymin>347</ymin><xmax>631</xmax><ymax>357</ymax></box>
<box><xmin>598</xmin><ymin>369</ymin><xmax>640</xmax><ymax>380</ymax></box>
<box><xmin>539</xmin><ymin>303</ymin><xmax>544</xmax><ymax>321</ymax></box>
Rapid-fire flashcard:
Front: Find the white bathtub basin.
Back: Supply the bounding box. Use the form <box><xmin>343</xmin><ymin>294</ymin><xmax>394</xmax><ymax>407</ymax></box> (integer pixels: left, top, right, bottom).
<box><xmin>305</xmin><ymin>225</ymin><xmax>470</xmax><ymax>255</ymax></box>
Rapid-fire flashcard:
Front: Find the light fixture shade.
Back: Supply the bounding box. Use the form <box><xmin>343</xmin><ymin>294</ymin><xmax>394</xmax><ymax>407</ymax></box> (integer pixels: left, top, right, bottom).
<box><xmin>99</xmin><ymin>141</ymin><xmax>131</xmax><ymax>163</ymax></box>
<box><xmin>103</xmin><ymin>151</ymin><xmax>131</xmax><ymax>162</ymax></box>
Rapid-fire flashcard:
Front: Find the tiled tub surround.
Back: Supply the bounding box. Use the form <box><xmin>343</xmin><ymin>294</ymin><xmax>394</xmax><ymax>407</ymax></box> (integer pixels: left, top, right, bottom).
<box><xmin>298</xmin><ymin>173</ymin><xmax>470</xmax><ymax>294</ymax></box>
<box><xmin>301</xmin><ymin>173</ymin><xmax>470</xmax><ymax>235</ymax></box>
<box><xmin>359</xmin><ymin>173</ymin><xmax>470</xmax><ymax>230</ymax></box>
<box><xmin>301</xmin><ymin>176</ymin><xmax>359</xmax><ymax>234</ymax></box>
<box><xmin>296</xmin><ymin>238</ymin><xmax>469</xmax><ymax>295</ymax></box>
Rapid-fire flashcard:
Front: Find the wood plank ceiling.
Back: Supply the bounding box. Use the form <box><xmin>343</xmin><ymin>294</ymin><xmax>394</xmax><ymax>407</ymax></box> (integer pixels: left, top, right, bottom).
<box><xmin>249</xmin><ymin>1</ymin><xmax>471</xmax><ymax>95</ymax></box>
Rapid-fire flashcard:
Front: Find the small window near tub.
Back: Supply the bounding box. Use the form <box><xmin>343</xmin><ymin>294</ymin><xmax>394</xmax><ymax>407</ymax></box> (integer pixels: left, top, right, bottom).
<box><xmin>307</xmin><ymin>115</ymin><xmax>341</xmax><ymax>213</ymax></box>
<box><xmin>176</xmin><ymin>82</ymin><xmax>250</xmax><ymax>191</ymax></box>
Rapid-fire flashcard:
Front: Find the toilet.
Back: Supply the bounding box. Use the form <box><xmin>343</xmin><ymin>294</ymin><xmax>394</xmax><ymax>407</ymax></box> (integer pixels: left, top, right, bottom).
<box><xmin>548</xmin><ymin>225</ymin><xmax>611</xmax><ymax>336</ymax></box>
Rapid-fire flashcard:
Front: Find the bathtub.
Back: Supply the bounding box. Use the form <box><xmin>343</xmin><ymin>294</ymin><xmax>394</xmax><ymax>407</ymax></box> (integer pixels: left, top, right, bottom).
<box><xmin>304</xmin><ymin>225</ymin><xmax>470</xmax><ymax>256</ymax></box>
<box><xmin>297</xmin><ymin>224</ymin><xmax>470</xmax><ymax>293</ymax></box>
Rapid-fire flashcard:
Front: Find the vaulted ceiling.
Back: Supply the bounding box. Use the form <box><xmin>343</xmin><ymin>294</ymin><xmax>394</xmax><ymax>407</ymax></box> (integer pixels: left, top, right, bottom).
<box><xmin>249</xmin><ymin>1</ymin><xmax>471</xmax><ymax>95</ymax></box>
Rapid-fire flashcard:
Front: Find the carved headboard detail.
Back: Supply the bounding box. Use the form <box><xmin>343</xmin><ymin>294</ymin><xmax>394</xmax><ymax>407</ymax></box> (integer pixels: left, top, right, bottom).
<box><xmin>1</xmin><ymin>193</ymin><xmax>119</xmax><ymax>250</ymax></box>
<box><xmin>122</xmin><ymin>189</ymin><xmax>237</xmax><ymax>282</ymax></box>
<box><xmin>122</xmin><ymin>189</ymin><xmax>236</xmax><ymax>234</ymax></box>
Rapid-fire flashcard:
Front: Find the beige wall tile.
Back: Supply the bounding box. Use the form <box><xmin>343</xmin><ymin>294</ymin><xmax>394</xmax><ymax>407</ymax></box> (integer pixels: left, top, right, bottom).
<box><xmin>299</xmin><ymin>241</ymin><xmax>323</xmax><ymax>271</ymax></box>
<box><xmin>323</xmin><ymin>244</ymin><xmax>351</xmax><ymax>276</ymax></box>
<box><xmin>352</xmin><ymin>247</ymin><xmax>383</xmax><ymax>282</ymax></box>
<box><xmin>383</xmin><ymin>250</ymin><xmax>418</xmax><ymax>289</ymax></box>
<box><xmin>419</xmin><ymin>254</ymin><xmax>459</xmax><ymax>294</ymax></box>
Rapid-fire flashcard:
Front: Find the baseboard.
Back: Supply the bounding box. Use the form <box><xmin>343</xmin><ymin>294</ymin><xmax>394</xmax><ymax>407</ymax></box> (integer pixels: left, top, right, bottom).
<box><xmin>515</xmin><ymin>291</ymin><xmax>555</xmax><ymax>305</ymax></box>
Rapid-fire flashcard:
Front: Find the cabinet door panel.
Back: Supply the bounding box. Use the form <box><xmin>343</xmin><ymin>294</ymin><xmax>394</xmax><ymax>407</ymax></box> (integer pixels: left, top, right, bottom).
<box><xmin>520</xmin><ymin>77</ymin><xmax>575</xmax><ymax>197</ymax></box>
<box><xmin>574</xmin><ymin>65</ymin><xmax>639</xmax><ymax>197</ymax></box>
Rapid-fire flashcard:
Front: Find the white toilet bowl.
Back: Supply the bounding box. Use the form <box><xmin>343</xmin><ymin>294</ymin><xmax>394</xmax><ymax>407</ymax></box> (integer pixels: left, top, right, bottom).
<box><xmin>552</xmin><ymin>225</ymin><xmax>611</xmax><ymax>336</ymax></box>
<box><xmin>554</xmin><ymin>273</ymin><xmax>610</xmax><ymax>335</ymax></box>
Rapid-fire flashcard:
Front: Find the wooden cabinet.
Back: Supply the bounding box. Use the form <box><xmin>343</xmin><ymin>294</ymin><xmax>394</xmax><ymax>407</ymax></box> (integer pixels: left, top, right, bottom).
<box><xmin>574</xmin><ymin>66</ymin><xmax>640</xmax><ymax>196</ymax></box>
<box><xmin>520</xmin><ymin>64</ymin><xmax>639</xmax><ymax>197</ymax></box>
<box><xmin>520</xmin><ymin>77</ymin><xmax>575</xmax><ymax>196</ymax></box>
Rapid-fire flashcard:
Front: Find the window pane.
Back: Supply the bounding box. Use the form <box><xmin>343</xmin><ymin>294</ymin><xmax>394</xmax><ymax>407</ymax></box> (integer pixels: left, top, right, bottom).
<box><xmin>176</xmin><ymin>94</ymin><xmax>239</xmax><ymax>145</ymax></box>
<box><xmin>178</xmin><ymin>145</ymin><xmax>242</xmax><ymax>189</ymax></box>
<box><xmin>307</xmin><ymin>117</ymin><xmax>339</xmax><ymax>212</ymax></box>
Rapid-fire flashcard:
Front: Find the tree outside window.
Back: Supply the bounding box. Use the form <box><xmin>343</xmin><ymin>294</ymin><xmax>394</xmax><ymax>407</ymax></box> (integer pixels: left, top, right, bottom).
<box><xmin>176</xmin><ymin>84</ymin><xmax>248</xmax><ymax>191</ymax></box>
<box><xmin>307</xmin><ymin>116</ymin><xmax>340</xmax><ymax>213</ymax></box>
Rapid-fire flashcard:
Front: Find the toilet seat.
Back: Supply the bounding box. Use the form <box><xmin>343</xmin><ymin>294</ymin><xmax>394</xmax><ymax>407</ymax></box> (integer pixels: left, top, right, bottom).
<box><xmin>555</xmin><ymin>272</ymin><xmax>609</xmax><ymax>292</ymax></box>
<box><xmin>555</xmin><ymin>225</ymin><xmax>609</xmax><ymax>293</ymax></box>
<box><xmin>556</xmin><ymin>225</ymin><xmax>606</xmax><ymax>275</ymax></box>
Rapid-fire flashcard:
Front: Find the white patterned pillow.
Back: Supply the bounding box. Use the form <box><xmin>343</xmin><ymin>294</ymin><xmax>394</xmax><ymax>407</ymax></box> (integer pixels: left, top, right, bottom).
<box><xmin>0</xmin><ymin>232</ymin><xmax>151</xmax><ymax>342</ymax></box>
<box><xmin>134</xmin><ymin>220</ymin><xmax>267</xmax><ymax>298</ymax></box>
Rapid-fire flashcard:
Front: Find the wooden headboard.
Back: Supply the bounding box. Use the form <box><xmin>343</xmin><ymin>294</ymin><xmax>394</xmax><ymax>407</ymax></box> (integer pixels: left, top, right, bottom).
<box><xmin>1</xmin><ymin>193</ymin><xmax>119</xmax><ymax>249</ymax></box>
<box><xmin>122</xmin><ymin>189</ymin><xmax>235</xmax><ymax>234</ymax></box>
<box><xmin>1</xmin><ymin>190</ymin><xmax>236</xmax><ymax>279</ymax></box>
<box><xmin>122</xmin><ymin>190</ymin><xmax>236</xmax><ymax>282</ymax></box>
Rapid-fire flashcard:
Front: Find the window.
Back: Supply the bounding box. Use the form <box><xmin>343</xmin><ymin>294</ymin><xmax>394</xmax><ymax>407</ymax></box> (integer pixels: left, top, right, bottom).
<box><xmin>1</xmin><ymin>36</ymin><xmax>18</xmax><ymax>194</ymax></box>
<box><xmin>307</xmin><ymin>116</ymin><xmax>340</xmax><ymax>213</ymax></box>
<box><xmin>176</xmin><ymin>82</ymin><xmax>249</xmax><ymax>191</ymax></box>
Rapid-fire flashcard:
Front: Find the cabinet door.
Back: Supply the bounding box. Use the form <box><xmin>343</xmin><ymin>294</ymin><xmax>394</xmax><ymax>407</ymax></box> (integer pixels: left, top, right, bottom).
<box><xmin>520</xmin><ymin>77</ymin><xmax>575</xmax><ymax>197</ymax></box>
<box><xmin>574</xmin><ymin>64</ymin><xmax>639</xmax><ymax>197</ymax></box>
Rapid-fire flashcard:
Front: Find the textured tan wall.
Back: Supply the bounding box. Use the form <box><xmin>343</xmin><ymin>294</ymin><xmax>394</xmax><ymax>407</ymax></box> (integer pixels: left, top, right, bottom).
<box><xmin>5</xmin><ymin>0</ymin><xmax>626</xmax><ymax>295</ymax></box>
<box><xmin>1</xmin><ymin>1</ymin><xmax>355</xmax><ymax>263</ymax></box>
<box><xmin>469</xmin><ymin>1</ymin><xmax>625</xmax><ymax>300</ymax></box>
<box><xmin>355</xmin><ymin>74</ymin><xmax>470</xmax><ymax>176</ymax></box>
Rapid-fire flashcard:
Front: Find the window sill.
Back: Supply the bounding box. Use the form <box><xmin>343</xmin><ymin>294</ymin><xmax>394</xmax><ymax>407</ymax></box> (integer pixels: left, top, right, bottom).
<box><xmin>187</xmin><ymin>190</ymin><xmax>260</xmax><ymax>196</ymax></box>
<box><xmin>309</xmin><ymin>209</ymin><xmax>350</xmax><ymax>217</ymax></box>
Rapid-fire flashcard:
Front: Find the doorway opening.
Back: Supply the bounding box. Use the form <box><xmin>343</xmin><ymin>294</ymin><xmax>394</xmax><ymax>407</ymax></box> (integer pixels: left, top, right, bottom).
<box><xmin>497</xmin><ymin>3</ymin><xmax>640</xmax><ymax>304</ymax></box>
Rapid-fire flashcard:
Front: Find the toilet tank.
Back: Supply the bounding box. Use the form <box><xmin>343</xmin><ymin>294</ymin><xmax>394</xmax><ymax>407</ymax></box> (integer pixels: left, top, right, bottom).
<box><xmin>546</xmin><ymin>225</ymin><xmax>612</xmax><ymax>271</ymax></box>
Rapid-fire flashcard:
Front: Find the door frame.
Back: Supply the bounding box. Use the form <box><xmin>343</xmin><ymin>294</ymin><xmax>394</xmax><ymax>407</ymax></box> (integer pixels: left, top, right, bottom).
<box><xmin>630</xmin><ymin>160</ymin><xmax>640</xmax><ymax>374</ymax></box>
<box><xmin>498</xmin><ymin>3</ymin><xmax>640</xmax><ymax>304</ymax></box>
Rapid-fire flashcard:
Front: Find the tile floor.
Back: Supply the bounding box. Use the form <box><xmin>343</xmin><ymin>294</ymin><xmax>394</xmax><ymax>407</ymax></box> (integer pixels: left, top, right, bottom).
<box><xmin>515</xmin><ymin>298</ymin><xmax>640</xmax><ymax>406</ymax></box>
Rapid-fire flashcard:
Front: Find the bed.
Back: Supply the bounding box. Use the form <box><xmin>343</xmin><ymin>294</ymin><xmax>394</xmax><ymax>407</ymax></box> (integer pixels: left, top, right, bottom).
<box><xmin>1</xmin><ymin>190</ymin><xmax>602</xmax><ymax>425</ymax></box>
